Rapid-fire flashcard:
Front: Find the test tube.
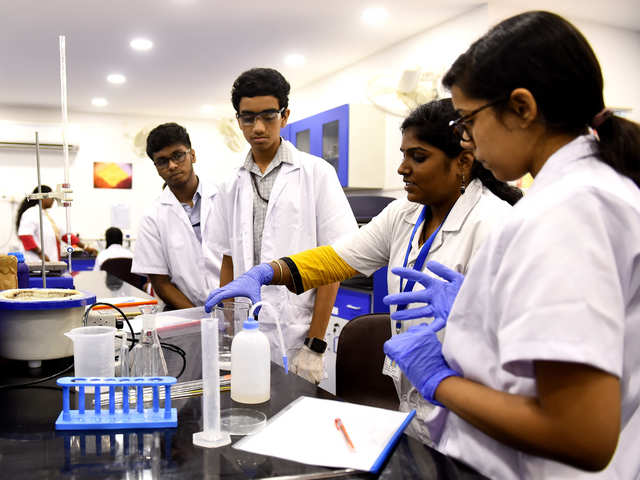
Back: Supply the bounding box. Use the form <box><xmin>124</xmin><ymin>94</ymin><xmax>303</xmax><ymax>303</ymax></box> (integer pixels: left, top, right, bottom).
<box><xmin>192</xmin><ymin>315</ymin><xmax>231</xmax><ymax>448</ymax></box>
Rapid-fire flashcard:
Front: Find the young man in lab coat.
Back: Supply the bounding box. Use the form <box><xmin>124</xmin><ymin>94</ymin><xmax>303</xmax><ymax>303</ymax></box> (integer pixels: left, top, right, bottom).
<box><xmin>132</xmin><ymin>123</ymin><xmax>221</xmax><ymax>309</ymax></box>
<box><xmin>207</xmin><ymin>68</ymin><xmax>357</xmax><ymax>383</ymax></box>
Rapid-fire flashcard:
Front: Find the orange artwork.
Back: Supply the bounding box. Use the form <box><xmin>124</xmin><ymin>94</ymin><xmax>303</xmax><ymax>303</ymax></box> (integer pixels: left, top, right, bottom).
<box><xmin>93</xmin><ymin>162</ymin><xmax>133</xmax><ymax>189</ymax></box>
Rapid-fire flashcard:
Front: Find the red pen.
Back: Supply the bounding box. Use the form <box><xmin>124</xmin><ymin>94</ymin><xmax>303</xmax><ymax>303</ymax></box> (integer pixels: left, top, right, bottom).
<box><xmin>335</xmin><ymin>417</ymin><xmax>355</xmax><ymax>451</ymax></box>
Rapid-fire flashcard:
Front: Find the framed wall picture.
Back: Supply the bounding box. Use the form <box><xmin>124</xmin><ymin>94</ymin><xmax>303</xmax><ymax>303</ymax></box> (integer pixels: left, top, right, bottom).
<box><xmin>93</xmin><ymin>162</ymin><xmax>132</xmax><ymax>189</ymax></box>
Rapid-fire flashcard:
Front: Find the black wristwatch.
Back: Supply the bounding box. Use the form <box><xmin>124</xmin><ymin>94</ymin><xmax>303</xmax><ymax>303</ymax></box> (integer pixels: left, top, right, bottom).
<box><xmin>304</xmin><ymin>337</ymin><xmax>327</xmax><ymax>354</ymax></box>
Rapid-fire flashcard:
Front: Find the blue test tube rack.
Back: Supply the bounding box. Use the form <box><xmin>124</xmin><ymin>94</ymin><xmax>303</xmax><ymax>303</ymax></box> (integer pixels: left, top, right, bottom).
<box><xmin>55</xmin><ymin>376</ymin><xmax>178</xmax><ymax>430</ymax></box>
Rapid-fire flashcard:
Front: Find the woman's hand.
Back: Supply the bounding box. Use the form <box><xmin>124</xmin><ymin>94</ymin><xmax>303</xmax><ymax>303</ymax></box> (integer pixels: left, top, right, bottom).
<box><xmin>383</xmin><ymin>323</ymin><xmax>460</xmax><ymax>406</ymax></box>
<box><xmin>384</xmin><ymin>261</ymin><xmax>464</xmax><ymax>325</ymax></box>
<box><xmin>204</xmin><ymin>263</ymin><xmax>274</xmax><ymax>312</ymax></box>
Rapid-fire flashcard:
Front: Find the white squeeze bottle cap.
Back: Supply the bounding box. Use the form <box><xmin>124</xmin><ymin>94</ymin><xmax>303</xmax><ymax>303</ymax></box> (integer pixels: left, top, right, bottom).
<box><xmin>249</xmin><ymin>301</ymin><xmax>288</xmax><ymax>374</ymax></box>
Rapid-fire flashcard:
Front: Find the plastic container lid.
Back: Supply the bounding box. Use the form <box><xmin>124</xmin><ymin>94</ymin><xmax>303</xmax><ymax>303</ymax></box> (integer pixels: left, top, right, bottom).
<box><xmin>243</xmin><ymin>318</ymin><xmax>259</xmax><ymax>330</ymax></box>
<box><xmin>0</xmin><ymin>289</ymin><xmax>96</xmax><ymax>310</ymax></box>
<box><xmin>7</xmin><ymin>252</ymin><xmax>25</xmax><ymax>262</ymax></box>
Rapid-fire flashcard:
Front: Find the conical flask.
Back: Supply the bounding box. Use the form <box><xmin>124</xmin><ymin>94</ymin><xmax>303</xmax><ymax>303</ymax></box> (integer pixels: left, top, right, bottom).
<box><xmin>130</xmin><ymin>314</ymin><xmax>168</xmax><ymax>376</ymax></box>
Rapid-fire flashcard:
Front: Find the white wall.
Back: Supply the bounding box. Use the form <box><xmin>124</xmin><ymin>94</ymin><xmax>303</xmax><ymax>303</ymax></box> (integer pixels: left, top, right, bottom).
<box><xmin>488</xmin><ymin>4</ymin><xmax>640</xmax><ymax>123</ymax></box>
<box><xmin>290</xmin><ymin>4</ymin><xmax>640</xmax><ymax>198</ymax></box>
<box><xmin>2</xmin><ymin>5</ymin><xmax>638</xmax><ymax>254</ymax></box>
<box><xmin>0</xmin><ymin>107</ymin><xmax>241</xmax><ymax>254</ymax></box>
<box><xmin>291</xmin><ymin>6</ymin><xmax>489</xmax><ymax>197</ymax></box>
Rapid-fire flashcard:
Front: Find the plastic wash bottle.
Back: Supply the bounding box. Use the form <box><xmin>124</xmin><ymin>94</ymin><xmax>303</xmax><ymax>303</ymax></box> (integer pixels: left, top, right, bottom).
<box><xmin>230</xmin><ymin>315</ymin><xmax>270</xmax><ymax>404</ymax></box>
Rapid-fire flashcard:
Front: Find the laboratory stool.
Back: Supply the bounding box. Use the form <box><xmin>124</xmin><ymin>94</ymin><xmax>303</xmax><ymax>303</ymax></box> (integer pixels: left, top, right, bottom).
<box><xmin>336</xmin><ymin>313</ymin><xmax>399</xmax><ymax>410</ymax></box>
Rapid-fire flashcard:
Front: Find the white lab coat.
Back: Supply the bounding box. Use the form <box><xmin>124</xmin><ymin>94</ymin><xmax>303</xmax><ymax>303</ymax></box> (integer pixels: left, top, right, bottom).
<box><xmin>93</xmin><ymin>244</ymin><xmax>134</xmax><ymax>271</ymax></box>
<box><xmin>434</xmin><ymin>136</ymin><xmax>640</xmax><ymax>479</ymax></box>
<box><xmin>333</xmin><ymin>178</ymin><xmax>513</xmax><ymax>444</ymax></box>
<box><xmin>17</xmin><ymin>206</ymin><xmax>59</xmax><ymax>262</ymax></box>
<box><xmin>207</xmin><ymin>140</ymin><xmax>358</xmax><ymax>362</ymax></box>
<box><xmin>132</xmin><ymin>181</ymin><xmax>221</xmax><ymax>306</ymax></box>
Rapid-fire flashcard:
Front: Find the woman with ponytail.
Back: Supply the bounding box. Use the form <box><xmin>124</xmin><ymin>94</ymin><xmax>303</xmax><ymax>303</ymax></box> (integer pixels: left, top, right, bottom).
<box><xmin>379</xmin><ymin>10</ymin><xmax>640</xmax><ymax>478</ymax></box>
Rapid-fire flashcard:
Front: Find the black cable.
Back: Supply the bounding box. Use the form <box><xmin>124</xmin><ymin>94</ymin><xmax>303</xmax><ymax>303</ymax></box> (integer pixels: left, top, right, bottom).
<box><xmin>85</xmin><ymin>302</ymin><xmax>186</xmax><ymax>379</ymax></box>
<box><xmin>250</xmin><ymin>172</ymin><xmax>270</xmax><ymax>203</ymax></box>
<box><xmin>83</xmin><ymin>302</ymin><xmax>136</xmax><ymax>350</ymax></box>
<box><xmin>124</xmin><ymin>339</ymin><xmax>186</xmax><ymax>379</ymax></box>
<box><xmin>0</xmin><ymin>362</ymin><xmax>73</xmax><ymax>391</ymax></box>
<box><xmin>160</xmin><ymin>342</ymin><xmax>187</xmax><ymax>379</ymax></box>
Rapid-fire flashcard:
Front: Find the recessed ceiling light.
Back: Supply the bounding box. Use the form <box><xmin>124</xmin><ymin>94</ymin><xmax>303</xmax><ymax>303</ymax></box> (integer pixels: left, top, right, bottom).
<box><xmin>201</xmin><ymin>104</ymin><xmax>216</xmax><ymax>115</ymax></box>
<box><xmin>362</xmin><ymin>6</ymin><xmax>389</xmax><ymax>26</ymax></box>
<box><xmin>91</xmin><ymin>97</ymin><xmax>108</xmax><ymax>107</ymax></box>
<box><xmin>107</xmin><ymin>73</ymin><xmax>126</xmax><ymax>84</ymax></box>
<box><xmin>284</xmin><ymin>54</ymin><xmax>306</xmax><ymax>67</ymax></box>
<box><xmin>130</xmin><ymin>38</ymin><xmax>153</xmax><ymax>51</ymax></box>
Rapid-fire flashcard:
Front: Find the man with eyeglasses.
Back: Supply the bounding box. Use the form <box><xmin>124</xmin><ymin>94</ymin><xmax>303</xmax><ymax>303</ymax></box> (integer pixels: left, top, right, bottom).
<box><xmin>132</xmin><ymin>122</ymin><xmax>221</xmax><ymax>310</ymax></box>
<box><xmin>205</xmin><ymin>68</ymin><xmax>357</xmax><ymax>384</ymax></box>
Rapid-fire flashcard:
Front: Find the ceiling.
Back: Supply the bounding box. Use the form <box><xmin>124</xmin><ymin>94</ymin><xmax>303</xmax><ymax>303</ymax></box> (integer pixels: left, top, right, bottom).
<box><xmin>1</xmin><ymin>0</ymin><xmax>638</xmax><ymax>119</ymax></box>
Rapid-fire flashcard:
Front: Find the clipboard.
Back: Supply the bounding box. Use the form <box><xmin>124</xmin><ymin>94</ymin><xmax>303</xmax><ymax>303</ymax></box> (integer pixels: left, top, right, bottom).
<box><xmin>233</xmin><ymin>396</ymin><xmax>415</xmax><ymax>473</ymax></box>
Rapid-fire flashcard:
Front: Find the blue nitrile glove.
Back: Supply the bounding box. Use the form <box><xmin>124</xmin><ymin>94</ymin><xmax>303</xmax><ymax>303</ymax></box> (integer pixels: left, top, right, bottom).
<box><xmin>204</xmin><ymin>263</ymin><xmax>274</xmax><ymax>313</ymax></box>
<box><xmin>384</xmin><ymin>261</ymin><xmax>464</xmax><ymax>324</ymax></box>
<box><xmin>383</xmin><ymin>323</ymin><xmax>460</xmax><ymax>406</ymax></box>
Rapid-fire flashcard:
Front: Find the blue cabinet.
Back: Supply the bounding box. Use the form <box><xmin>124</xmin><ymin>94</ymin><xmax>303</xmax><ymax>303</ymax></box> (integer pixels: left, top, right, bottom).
<box><xmin>284</xmin><ymin>104</ymin><xmax>349</xmax><ymax>186</ymax></box>
<box><xmin>282</xmin><ymin>104</ymin><xmax>385</xmax><ymax>189</ymax></box>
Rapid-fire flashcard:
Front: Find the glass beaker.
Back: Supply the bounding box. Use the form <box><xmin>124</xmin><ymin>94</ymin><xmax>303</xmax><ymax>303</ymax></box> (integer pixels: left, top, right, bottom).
<box><xmin>213</xmin><ymin>299</ymin><xmax>251</xmax><ymax>371</ymax></box>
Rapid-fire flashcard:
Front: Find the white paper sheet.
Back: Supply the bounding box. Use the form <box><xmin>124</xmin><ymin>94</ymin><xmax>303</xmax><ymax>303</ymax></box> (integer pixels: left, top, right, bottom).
<box><xmin>233</xmin><ymin>396</ymin><xmax>413</xmax><ymax>472</ymax></box>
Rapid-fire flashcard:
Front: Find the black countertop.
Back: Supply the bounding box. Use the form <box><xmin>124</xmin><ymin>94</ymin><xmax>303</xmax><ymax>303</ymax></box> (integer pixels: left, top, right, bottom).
<box><xmin>0</xmin><ymin>270</ymin><xmax>486</xmax><ymax>479</ymax></box>
<box><xmin>0</xmin><ymin>359</ymin><xmax>486</xmax><ymax>479</ymax></box>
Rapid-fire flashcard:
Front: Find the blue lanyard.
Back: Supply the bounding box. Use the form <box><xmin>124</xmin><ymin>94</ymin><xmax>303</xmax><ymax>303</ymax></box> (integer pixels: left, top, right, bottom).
<box><xmin>395</xmin><ymin>206</ymin><xmax>446</xmax><ymax>331</ymax></box>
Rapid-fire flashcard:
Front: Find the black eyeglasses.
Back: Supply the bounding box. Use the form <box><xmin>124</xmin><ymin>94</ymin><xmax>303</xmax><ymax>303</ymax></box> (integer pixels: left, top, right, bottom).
<box><xmin>449</xmin><ymin>98</ymin><xmax>506</xmax><ymax>142</ymax></box>
<box><xmin>153</xmin><ymin>149</ymin><xmax>190</xmax><ymax>169</ymax></box>
<box><xmin>236</xmin><ymin>107</ymin><xmax>285</xmax><ymax>127</ymax></box>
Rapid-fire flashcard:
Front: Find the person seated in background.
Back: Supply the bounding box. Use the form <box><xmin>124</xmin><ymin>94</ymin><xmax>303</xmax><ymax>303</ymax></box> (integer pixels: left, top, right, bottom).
<box><xmin>93</xmin><ymin>227</ymin><xmax>133</xmax><ymax>271</ymax></box>
<box><xmin>132</xmin><ymin>122</ymin><xmax>221</xmax><ymax>310</ymax></box>
<box><xmin>16</xmin><ymin>185</ymin><xmax>97</xmax><ymax>262</ymax></box>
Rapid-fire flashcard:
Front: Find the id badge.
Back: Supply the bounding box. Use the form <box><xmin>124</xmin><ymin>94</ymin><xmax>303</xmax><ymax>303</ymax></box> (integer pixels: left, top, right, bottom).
<box><xmin>382</xmin><ymin>355</ymin><xmax>401</xmax><ymax>383</ymax></box>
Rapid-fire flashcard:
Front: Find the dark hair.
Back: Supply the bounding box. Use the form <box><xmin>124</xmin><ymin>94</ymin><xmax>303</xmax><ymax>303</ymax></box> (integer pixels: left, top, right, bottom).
<box><xmin>105</xmin><ymin>227</ymin><xmax>123</xmax><ymax>248</ymax></box>
<box><xmin>146</xmin><ymin>123</ymin><xmax>191</xmax><ymax>159</ymax></box>
<box><xmin>231</xmin><ymin>68</ymin><xmax>290</xmax><ymax>112</ymax></box>
<box><xmin>16</xmin><ymin>185</ymin><xmax>52</xmax><ymax>231</ymax></box>
<box><xmin>401</xmin><ymin>99</ymin><xmax>523</xmax><ymax>205</ymax></box>
<box><xmin>443</xmin><ymin>10</ymin><xmax>640</xmax><ymax>187</ymax></box>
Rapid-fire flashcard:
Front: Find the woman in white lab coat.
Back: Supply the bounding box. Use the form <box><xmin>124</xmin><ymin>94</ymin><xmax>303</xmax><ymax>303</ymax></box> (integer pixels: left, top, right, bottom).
<box><xmin>16</xmin><ymin>185</ymin><xmax>95</xmax><ymax>262</ymax></box>
<box><xmin>381</xmin><ymin>11</ymin><xmax>640</xmax><ymax>479</ymax></box>
<box><xmin>205</xmin><ymin>98</ymin><xmax>522</xmax><ymax>443</ymax></box>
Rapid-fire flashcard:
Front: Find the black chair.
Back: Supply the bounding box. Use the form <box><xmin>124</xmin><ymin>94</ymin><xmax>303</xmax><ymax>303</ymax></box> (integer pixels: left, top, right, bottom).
<box><xmin>346</xmin><ymin>195</ymin><xmax>395</xmax><ymax>225</ymax></box>
<box><xmin>336</xmin><ymin>313</ymin><xmax>399</xmax><ymax>410</ymax></box>
<box><xmin>100</xmin><ymin>257</ymin><xmax>147</xmax><ymax>291</ymax></box>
